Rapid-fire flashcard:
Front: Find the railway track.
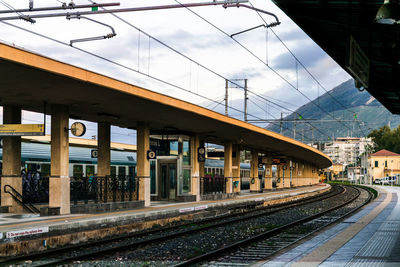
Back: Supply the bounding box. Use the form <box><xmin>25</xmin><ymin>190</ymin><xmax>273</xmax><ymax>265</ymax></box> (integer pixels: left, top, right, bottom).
<box><xmin>1</xmin><ymin>185</ymin><xmax>358</xmax><ymax>267</ymax></box>
<box><xmin>177</xmin><ymin>185</ymin><xmax>372</xmax><ymax>267</ymax></box>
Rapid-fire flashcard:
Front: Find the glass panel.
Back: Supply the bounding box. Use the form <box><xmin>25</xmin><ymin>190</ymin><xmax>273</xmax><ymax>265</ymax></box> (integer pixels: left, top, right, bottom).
<box><xmin>150</xmin><ymin>160</ymin><xmax>156</xmax><ymax>194</ymax></box>
<box><xmin>128</xmin><ymin>166</ymin><xmax>135</xmax><ymax>177</ymax></box>
<box><xmin>170</xmin><ymin>141</ymin><xmax>179</xmax><ymax>155</ymax></box>
<box><xmin>41</xmin><ymin>164</ymin><xmax>50</xmax><ymax>177</ymax></box>
<box><xmin>183</xmin><ymin>140</ymin><xmax>190</xmax><ymax>166</ymax></box>
<box><xmin>73</xmin><ymin>165</ymin><xmax>83</xmax><ymax>179</ymax></box>
<box><xmin>169</xmin><ymin>164</ymin><xmax>176</xmax><ymax>200</ymax></box>
<box><xmin>86</xmin><ymin>165</ymin><xmax>95</xmax><ymax>177</ymax></box>
<box><xmin>118</xmin><ymin>166</ymin><xmax>126</xmax><ymax>177</ymax></box>
<box><xmin>182</xmin><ymin>168</ymin><xmax>191</xmax><ymax>194</ymax></box>
<box><xmin>111</xmin><ymin>166</ymin><xmax>116</xmax><ymax>176</ymax></box>
<box><xmin>161</xmin><ymin>165</ymin><xmax>167</xmax><ymax>199</ymax></box>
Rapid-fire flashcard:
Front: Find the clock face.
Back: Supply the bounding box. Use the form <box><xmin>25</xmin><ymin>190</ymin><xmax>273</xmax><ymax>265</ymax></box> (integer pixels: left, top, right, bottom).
<box><xmin>71</xmin><ymin>122</ymin><xmax>86</xmax><ymax>137</ymax></box>
<box><xmin>198</xmin><ymin>147</ymin><xmax>205</xmax><ymax>155</ymax></box>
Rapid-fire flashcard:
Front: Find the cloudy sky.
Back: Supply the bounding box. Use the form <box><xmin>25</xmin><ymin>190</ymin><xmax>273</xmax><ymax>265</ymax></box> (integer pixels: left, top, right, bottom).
<box><xmin>0</xmin><ymin>0</ymin><xmax>352</xmax><ymax>143</ymax></box>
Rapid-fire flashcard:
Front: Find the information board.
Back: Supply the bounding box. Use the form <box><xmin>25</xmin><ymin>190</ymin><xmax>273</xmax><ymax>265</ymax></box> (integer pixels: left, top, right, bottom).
<box><xmin>0</xmin><ymin>124</ymin><xmax>45</xmax><ymax>136</ymax></box>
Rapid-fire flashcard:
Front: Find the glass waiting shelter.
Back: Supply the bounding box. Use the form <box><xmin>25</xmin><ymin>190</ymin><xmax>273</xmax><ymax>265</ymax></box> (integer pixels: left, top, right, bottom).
<box><xmin>149</xmin><ymin>135</ymin><xmax>192</xmax><ymax>201</ymax></box>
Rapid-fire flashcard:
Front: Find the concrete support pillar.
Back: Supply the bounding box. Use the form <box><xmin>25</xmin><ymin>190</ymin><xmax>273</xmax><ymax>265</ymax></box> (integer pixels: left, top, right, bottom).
<box><xmin>292</xmin><ymin>160</ymin><xmax>297</xmax><ymax>187</ymax></box>
<box><xmin>303</xmin><ymin>164</ymin><xmax>307</xmax><ymax>186</ymax></box>
<box><xmin>224</xmin><ymin>142</ymin><xmax>233</xmax><ymax>194</ymax></box>
<box><xmin>306</xmin><ymin>164</ymin><xmax>311</xmax><ymax>185</ymax></box>
<box><xmin>250</xmin><ymin>151</ymin><xmax>260</xmax><ymax>192</ymax></box>
<box><xmin>137</xmin><ymin>122</ymin><xmax>150</xmax><ymax>207</ymax></box>
<box><xmin>97</xmin><ymin>122</ymin><xmax>111</xmax><ymax>177</ymax></box>
<box><xmin>1</xmin><ymin>106</ymin><xmax>22</xmax><ymax>213</ymax></box>
<box><xmin>199</xmin><ymin>140</ymin><xmax>205</xmax><ymax>198</ymax></box>
<box><xmin>289</xmin><ymin>159</ymin><xmax>293</xmax><ymax>188</ymax></box>
<box><xmin>283</xmin><ymin>163</ymin><xmax>290</xmax><ymax>188</ymax></box>
<box><xmin>276</xmin><ymin>165</ymin><xmax>283</xmax><ymax>189</ymax></box>
<box><xmin>300</xmin><ymin>163</ymin><xmax>305</xmax><ymax>186</ymax></box>
<box><xmin>306</xmin><ymin>164</ymin><xmax>310</xmax><ymax>185</ymax></box>
<box><xmin>264</xmin><ymin>157</ymin><xmax>273</xmax><ymax>190</ymax></box>
<box><xmin>232</xmin><ymin>145</ymin><xmax>241</xmax><ymax>193</ymax></box>
<box><xmin>50</xmin><ymin>104</ymin><xmax>70</xmax><ymax>214</ymax></box>
<box><xmin>191</xmin><ymin>135</ymin><xmax>201</xmax><ymax>201</ymax></box>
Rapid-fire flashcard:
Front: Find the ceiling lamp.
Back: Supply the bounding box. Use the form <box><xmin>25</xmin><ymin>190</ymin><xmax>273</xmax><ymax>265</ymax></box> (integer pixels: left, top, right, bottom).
<box><xmin>375</xmin><ymin>0</ymin><xmax>400</xmax><ymax>24</ymax></box>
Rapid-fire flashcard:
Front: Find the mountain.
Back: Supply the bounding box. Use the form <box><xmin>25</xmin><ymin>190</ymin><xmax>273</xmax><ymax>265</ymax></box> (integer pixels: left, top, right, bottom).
<box><xmin>266</xmin><ymin>79</ymin><xmax>400</xmax><ymax>142</ymax></box>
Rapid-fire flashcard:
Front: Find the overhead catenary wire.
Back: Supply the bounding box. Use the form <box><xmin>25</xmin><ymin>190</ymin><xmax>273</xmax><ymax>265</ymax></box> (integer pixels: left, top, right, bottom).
<box><xmin>1</xmin><ymin>8</ymin><xmax>275</xmax><ymax>129</ymax></box>
<box><xmin>1</xmin><ymin>1</ymin><xmax>334</xmax><ymax>141</ymax></box>
<box><xmin>86</xmin><ymin>0</ymin><xmax>334</xmax><ymax>141</ymax></box>
<box><xmin>247</xmin><ymin>0</ymin><xmax>368</xmax><ymax>137</ymax></box>
<box><xmin>174</xmin><ymin>0</ymin><xmax>368</xmax><ymax>138</ymax></box>
<box><xmin>3</xmin><ymin>20</ymin><xmax>268</xmax><ymax>122</ymax></box>
<box><xmin>84</xmin><ymin>0</ymin><xmax>330</xmax><ymax>138</ymax></box>
<box><xmin>172</xmin><ymin>0</ymin><xmax>336</xmax><ymax>140</ymax></box>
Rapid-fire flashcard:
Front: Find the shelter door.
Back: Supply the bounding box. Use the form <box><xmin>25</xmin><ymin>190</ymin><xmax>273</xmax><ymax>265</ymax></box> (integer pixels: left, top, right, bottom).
<box><xmin>160</xmin><ymin>163</ymin><xmax>177</xmax><ymax>201</ymax></box>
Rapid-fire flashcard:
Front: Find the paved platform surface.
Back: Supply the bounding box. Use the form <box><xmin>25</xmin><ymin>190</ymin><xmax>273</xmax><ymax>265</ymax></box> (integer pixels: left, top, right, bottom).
<box><xmin>260</xmin><ymin>185</ymin><xmax>400</xmax><ymax>267</ymax></box>
<box><xmin>0</xmin><ymin>185</ymin><xmax>327</xmax><ymax>241</ymax></box>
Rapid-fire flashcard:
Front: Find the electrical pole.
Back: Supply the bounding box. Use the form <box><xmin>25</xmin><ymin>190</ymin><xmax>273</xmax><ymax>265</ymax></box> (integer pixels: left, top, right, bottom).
<box><xmin>312</xmin><ymin>128</ymin><xmax>314</xmax><ymax>145</ymax></box>
<box><xmin>244</xmin><ymin>79</ymin><xmax>248</xmax><ymax>122</ymax></box>
<box><xmin>225</xmin><ymin>79</ymin><xmax>228</xmax><ymax>116</ymax></box>
<box><xmin>280</xmin><ymin>112</ymin><xmax>283</xmax><ymax>134</ymax></box>
<box><xmin>293</xmin><ymin>113</ymin><xmax>296</xmax><ymax>139</ymax></box>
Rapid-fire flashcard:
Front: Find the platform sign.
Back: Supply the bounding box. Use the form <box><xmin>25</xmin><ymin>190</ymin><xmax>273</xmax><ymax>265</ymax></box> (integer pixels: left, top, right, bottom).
<box><xmin>91</xmin><ymin>149</ymin><xmax>98</xmax><ymax>158</ymax></box>
<box><xmin>347</xmin><ymin>36</ymin><xmax>369</xmax><ymax>89</ymax></box>
<box><xmin>272</xmin><ymin>158</ymin><xmax>281</xmax><ymax>164</ymax></box>
<box><xmin>6</xmin><ymin>227</ymin><xmax>49</xmax><ymax>238</ymax></box>
<box><xmin>258</xmin><ymin>158</ymin><xmax>263</xmax><ymax>168</ymax></box>
<box><xmin>147</xmin><ymin>150</ymin><xmax>156</xmax><ymax>160</ymax></box>
<box><xmin>0</xmin><ymin>124</ymin><xmax>44</xmax><ymax>136</ymax></box>
<box><xmin>198</xmin><ymin>147</ymin><xmax>205</xmax><ymax>162</ymax></box>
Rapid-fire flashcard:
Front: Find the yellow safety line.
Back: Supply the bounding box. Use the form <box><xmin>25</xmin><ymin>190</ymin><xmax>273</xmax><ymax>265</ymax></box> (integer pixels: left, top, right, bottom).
<box><xmin>292</xmin><ymin>188</ymin><xmax>392</xmax><ymax>267</ymax></box>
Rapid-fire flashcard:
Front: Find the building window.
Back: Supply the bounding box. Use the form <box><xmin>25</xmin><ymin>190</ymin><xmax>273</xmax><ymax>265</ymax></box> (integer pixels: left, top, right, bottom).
<box><xmin>375</xmin><ymin>161</ymin><xmax>378</xmax><ymax>167</ymax></box>
<box><xmin>385</xmin><ymin>161</ymin><xmax>388</xmax><ymax>167</ymax></box>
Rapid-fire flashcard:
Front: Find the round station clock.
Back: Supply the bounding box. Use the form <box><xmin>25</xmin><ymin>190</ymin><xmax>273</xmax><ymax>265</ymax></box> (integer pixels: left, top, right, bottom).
<box><xmin>70</xmin><ymin>122</ymin><xmax>86</xmax><ymax>137</ymax></box>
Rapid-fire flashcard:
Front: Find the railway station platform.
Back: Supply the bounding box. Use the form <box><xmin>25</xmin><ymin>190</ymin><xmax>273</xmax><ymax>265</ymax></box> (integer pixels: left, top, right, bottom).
<box><xmin>0</xmin><ymin>184</ymin><xmax>329</xmax><ymax>258</ymax></box>
<box><xmin>261</xmin><ymin>185</ymin><xmax>400</xmax><ymax>266</ymax></box>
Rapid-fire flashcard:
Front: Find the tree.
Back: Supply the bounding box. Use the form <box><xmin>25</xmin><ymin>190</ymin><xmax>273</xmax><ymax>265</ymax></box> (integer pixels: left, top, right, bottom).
<box><xmin>368</xmin><ymin>125</ymin><xmax>400</xmax><ymax>153</ymax></box>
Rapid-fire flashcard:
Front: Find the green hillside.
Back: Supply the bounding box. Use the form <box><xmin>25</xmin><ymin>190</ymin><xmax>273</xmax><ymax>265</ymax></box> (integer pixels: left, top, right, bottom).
<box><xmin>266</xmin><ymin>79</ymin><xmax>400</xmax><ymax>142</ymax></box>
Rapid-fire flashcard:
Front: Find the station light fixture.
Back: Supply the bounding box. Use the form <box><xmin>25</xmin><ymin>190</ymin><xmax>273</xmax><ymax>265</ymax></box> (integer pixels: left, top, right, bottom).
<box><xmin>375</xmin><ymin>0</ymin><xmax>400</xmax><ymax>24</ymax></box>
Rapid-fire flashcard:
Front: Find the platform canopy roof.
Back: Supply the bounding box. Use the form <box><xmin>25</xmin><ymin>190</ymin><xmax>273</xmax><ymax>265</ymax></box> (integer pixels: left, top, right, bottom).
<box><xmin>272</xmin><ymin>0</ymin><xmax>400</xmax><ymax>114</ymax></box>
<box><xmin>0</xmin><ymin>42</ymin><xmax>331</xmax><ymax>168</ymax></box>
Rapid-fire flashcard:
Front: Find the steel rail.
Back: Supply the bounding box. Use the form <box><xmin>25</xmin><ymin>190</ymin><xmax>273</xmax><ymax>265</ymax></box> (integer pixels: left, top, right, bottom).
<box><xmin>174</xmin><ymin>186</ymin><xmax>369</xmax><ymax>266</ymax></box>
<box><xmin>1</xmin><ymin>186</ymin><xmax>341</xmax><ymax>266</ymax></box>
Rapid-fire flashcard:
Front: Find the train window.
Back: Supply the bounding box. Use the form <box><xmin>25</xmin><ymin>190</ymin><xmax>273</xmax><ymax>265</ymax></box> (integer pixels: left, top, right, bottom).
<box><xmin>73</xmin><ymin>165</ymin><xmax>83</xmax><ymax>179</ymax></box>
<box><xmin>129</xmin><ymin>166</ymin><xmax>135</xmax><ymax>177</ymax></box>
<box><xmin>41</xmin><ymin>164</ymin><xmax>50</xmax><ymax>177</ymax></box>
<box><xmin>86</xmin><ymin>165</ymin><xmax>95</xmax><ymax>177</ymax></box>
<box><xmin>111</xmin><ymin>166</ymin><xmax>117</xmax><ymax>176</ymax></box>
<box><xmin>27</xmin><ymin>163</ymin><xmax>39</xmax><ymax>172</ymax></box>
<box><xmin>118</xmin><ymin>166</ymin><xmax>126</xmax><ymax>177</ymax></box>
